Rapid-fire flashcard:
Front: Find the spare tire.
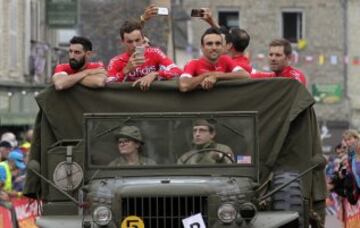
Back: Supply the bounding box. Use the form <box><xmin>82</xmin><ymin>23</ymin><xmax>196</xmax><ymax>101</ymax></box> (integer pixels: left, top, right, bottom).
<box><xmin>270</xmin><ymin>172</ymin><xmax>305</xmax><ymax>228</ymax></box>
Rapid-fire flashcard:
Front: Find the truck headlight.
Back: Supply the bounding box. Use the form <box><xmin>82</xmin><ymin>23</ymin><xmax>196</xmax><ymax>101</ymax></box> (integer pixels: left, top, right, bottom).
<box><xmin>217</xmin><ymin>203</ymin><xmax>237</xmax><ymax>224</ymax></box>
<box><xmin>238</xmin><ymin>202</ymin><xmax>257</xmax><ymax>222</ymax></box>
<box><xmin>93</xmin><ymin>206</ymin><xmax>112</xmax><ymax>226</ymax></box>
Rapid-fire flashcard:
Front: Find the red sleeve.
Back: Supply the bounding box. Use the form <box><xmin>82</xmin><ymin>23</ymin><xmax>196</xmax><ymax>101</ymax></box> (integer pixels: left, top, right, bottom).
<box><xmin>222</xmin><ymin>55</ymin><xmax>240</xmax><ymax>72</ymax></box>
<box><xmin>251</xmin><ymin>71</ymin><xmax>276</xmax><ymax>79</ymax></box>
<box><xmin>54</xmin><ymin>64</ymin><xmax>69</xmax><ymax>74</ymax></box>
<box><xmin>87</xmin><ymin>62</ymin><xmax>104</xmax><ymax>69</ymax></box>
<box><xmin>180</xmin><ymin>60</ymin><xmax>197</xmax><ymax>78</ymax></box>
<box><xmin>152</xmin><ymin>48</ymin><xmax>182</xmax><ymax>79</ymax></box>
<box><xmin>292</xmin><ymin>71</ymin><xmax>307</xmax><ymax>86</ymax></box>
<box><xmin>107</xmin><ymin>57</ymin><xmax>126</xmax><ymax>82</ymax></box>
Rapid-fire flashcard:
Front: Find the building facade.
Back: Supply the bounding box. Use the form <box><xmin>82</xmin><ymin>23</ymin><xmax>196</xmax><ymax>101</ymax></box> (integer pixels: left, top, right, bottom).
<box><xmin>0</xmin><ymin>0</ymin><xmax>52</xmax><ymax>130</ymax></box>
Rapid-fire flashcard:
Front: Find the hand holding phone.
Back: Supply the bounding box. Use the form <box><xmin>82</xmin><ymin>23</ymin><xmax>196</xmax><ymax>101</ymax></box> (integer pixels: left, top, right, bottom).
<box><xmin>157</xmin><ymin>7</ymin><xmax>169</xmax><ymax>16</ymax></box>
<box><xmin>191</xmin><ymin>9</ymin><xmax>204</xmax><ymax>17</ymax></box>
<box><xmin>135</xmin><ymin>46</ymin><xmax>145</xmax><ymax>58</ymax></box>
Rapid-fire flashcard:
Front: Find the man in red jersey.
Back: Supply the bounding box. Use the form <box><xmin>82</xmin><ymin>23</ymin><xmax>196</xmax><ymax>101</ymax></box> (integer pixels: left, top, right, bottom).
<box><xmin>107</xmin><ymin>20</ymin><xmax>181</xmax><ymax>91</ymax></box>
<box><xmin>179</xmin><ymin>28</ymin><xmax>249</xmax><ymax>92</ymax></box>
<box><xmin>52</xmin><ymin>36</ymin><xmax>107</xmax><ymax>90</ymax></box>
<box><xmin>251</xmin><ymin>38</ymin><xmax>307</xmax><ymax>86</ymax></box>
<box><xmin>198</xmin><ymin>8</ymin><xmax>253</xmax><ymax>73</ymax></box>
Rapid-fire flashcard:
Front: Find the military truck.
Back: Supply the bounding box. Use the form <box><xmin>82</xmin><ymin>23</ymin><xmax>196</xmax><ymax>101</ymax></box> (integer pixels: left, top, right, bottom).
<box><xmin>24</xmin><ymin>79</ymin><xmax>326</xmax><ymax>228</ymax></box>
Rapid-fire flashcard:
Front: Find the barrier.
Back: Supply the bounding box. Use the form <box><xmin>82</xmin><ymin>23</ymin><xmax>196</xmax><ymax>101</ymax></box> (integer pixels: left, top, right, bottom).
<box><xmin>0</xmin><ymin>197</ymin><xmax>40</xmax><ymax>228</ymax></box>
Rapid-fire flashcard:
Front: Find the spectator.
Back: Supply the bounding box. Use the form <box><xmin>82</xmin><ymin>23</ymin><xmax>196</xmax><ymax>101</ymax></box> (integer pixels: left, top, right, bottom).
<box><xmin>251</xmin><ymin>38</ymin><xmax>307</xmax><ymax>86</ymax></box>
<box><xmin>52</xmin><ymin>36</ymin><xmax>107</xmax><ymax>90</ymax></box>
<box><xmin>0</xmin><ymin>151</ymin><xmax>26</xmax><ymax>196</ymax></box>
<box><xmin>107</xmin><ymin>20</ymin><xmax>181</xmax><ymax>90</ymax></box>
<box><xmin>178</xmin><ymin>27</ymin><xmax>249</xmax><ymax>92</ymax></box>
<box><xmin>1</xmin><ymin>132</ymin><xmax>18</xmax><ymax>149</ymax></box>
<box><xmin>0</xmin><ymin>141</ymin><xmax>12</xmax><ymax>161</ymax></box>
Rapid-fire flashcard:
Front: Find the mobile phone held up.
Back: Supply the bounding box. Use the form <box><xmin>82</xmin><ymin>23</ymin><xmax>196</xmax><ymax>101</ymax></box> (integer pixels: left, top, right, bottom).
<box><xmin>191</xmin><ymin>9</ymin><xmax>204</xmax><ymax>17</ymax></box>
<box><xmin>157</xmin><ymin>7</ymin><xmax>169</xmax><ymax>16</ymax></box>
<box><xmin>135</xmin><ymin>46</ymin><xmax>145</xmax><ymax>58</ymax></box>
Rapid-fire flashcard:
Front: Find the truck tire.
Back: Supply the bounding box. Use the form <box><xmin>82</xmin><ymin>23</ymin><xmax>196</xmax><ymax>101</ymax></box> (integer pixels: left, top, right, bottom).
<box><xmin>270</xmin><ymin>172</ymin><xmax>305</xmax><ymax>228</ymax></box>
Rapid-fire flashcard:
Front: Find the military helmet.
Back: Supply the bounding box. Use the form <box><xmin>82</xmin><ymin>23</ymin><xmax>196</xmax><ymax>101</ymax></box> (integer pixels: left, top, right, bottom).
<box><xmin>115</xmin><ymin>126</ymin><xmax>144</xmax><ymax>144</ymax></box>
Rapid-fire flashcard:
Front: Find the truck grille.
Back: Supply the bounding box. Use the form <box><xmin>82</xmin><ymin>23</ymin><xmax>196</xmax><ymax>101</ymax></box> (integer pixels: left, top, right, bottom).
<box><xmin>121</xmin><ymin>196</ymin><xmax>208</xmax><ymax>228</ymax></box>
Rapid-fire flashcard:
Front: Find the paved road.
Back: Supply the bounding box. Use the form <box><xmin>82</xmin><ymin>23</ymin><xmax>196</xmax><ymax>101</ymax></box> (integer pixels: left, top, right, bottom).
<box><xmin>325</xmin><ymin>215</ymin><xmax>343</xmax><ymax>228</ymax></box>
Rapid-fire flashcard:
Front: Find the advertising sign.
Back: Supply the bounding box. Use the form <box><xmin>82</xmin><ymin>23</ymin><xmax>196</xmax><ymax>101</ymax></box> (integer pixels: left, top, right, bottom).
<box><xmin>312</xmin><ymin>84</ymin><xmax>342</xmax><ymax>104</ymax></box>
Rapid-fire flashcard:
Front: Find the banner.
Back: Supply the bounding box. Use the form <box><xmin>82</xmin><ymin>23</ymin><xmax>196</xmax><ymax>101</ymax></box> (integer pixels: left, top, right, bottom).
<box><xmin>0</xmin><ymin>203</ymin><xmax>14</xmax><ymax>228</ymax></box>
<box><xmin>343</xmin><ymin>199</ymin><xmax>360</xmax><ymax>228</ymax></box>
<box><xmin>11</xmin><ymin>197</ymin><xmax>40</xmax><ymax>228</ymax></box>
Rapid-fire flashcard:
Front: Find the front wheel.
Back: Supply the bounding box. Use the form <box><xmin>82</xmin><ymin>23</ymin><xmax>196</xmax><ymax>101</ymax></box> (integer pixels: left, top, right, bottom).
<box><xmin>270</xmin><ymin>172</ymin><xmax>305</xmax><ymax>228</ymax></box>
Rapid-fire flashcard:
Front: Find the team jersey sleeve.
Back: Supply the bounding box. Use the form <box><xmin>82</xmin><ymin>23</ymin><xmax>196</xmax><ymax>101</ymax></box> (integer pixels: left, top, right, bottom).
<box><xmin>220</xmin><ymin>55</ymin><xmax>244</xmax><ymax>72</ymax></box>
<box><xmin>107</xmin><ymin>57</ymin><xmax>126</xmax><ymax>82</ymax></box>
<box><xmin>291</xmin><ymin>71</ymin><xmax>307</xmax><ymax>86</ymax></box>
<box><xmin>53</xmin><ymin>64</ymin><xmax>69</xmax><ymax>75</ymax></box>
<box><xmin>180</xmin><ymin>60</ymin><xmax>197</xmax><ymax>78</ymax></box>
<box><xmin>88</xmin><ymin>61</ymin><xmax>104</xmax><ymax>69</ymax></box>
<box><xmin>152</xmin><ymin>48</ymin><xmax>182</xmax><ymax>79</ymax></box>
<box><xmin>250</xmin><ymin>71</ymin><xmax>276</xmax><ymax>79</ymax></box>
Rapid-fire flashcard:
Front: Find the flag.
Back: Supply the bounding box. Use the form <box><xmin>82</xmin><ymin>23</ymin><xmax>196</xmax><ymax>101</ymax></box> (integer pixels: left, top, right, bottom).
<box><xmin>236</xmin><ymin>155</ymin><xmax>252</xmax><ymax>164</ymax></box>
<box><xmin>319</xmin><ymin>54</ymin><xmax>325</xmax><ymax>65</ymax></box>
<box><xmin>330</xmin><ymin>55</ymin><xmax>338</xmax><ymax>65</ymax></box>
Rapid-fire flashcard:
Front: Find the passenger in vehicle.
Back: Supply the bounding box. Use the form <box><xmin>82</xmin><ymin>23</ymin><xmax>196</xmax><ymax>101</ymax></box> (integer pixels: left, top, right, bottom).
<box><xmin>199</xmin><ymin>8</ymin><xmax>253</xmax><ymax>73</ymax></box>
<box><xmin>178</xmin><ymin>27</ymin><xmax>249</xmax><ymax>92</ymax></box>
<box><xmin>107</xmin><ymin>20</ymin><xmax>182</xmax><ymax>90</ymax></box>
<box><xmin>251</xmin><ymin>38</ymin><xmax>307</xmax><ymax>86</ymax></box>
<box><xmin>52</xmin><ymin>36</ymin><xmax>107</xmax><ymax>90</ymax></box>
<box><xmin>108</xmin><ymin>126</ymin><xmax>156</xmax><ymax>166</ymax></box>
<box><xmin>177</xmin><ymin>119</ymin><xmax>234</xmax><ymax>164</ymax></box>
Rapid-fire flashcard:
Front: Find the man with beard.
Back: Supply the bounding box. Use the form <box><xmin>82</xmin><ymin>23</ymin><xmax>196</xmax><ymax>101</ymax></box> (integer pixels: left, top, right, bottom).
<box><xmin>178</xmin><ymin>28</ymin><xmax>249</xmax><ymax>92</ymax></box>
<box><xmin>251</xmin><ymin>39</ymin><xmax>307</xmax><ymax>86</ymax></box>
<box><xmin>52</xmin><ymin>36</ymin><xmax>107</xmax><ymax>90</ymax></box>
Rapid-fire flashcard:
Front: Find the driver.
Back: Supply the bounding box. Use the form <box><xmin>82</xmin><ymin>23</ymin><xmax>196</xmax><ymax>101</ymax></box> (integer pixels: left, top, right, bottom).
<box><xmin>108</xmin><ymin>126</ymin><xmax>156</xmax><ymax>166</ymax></box>
<box><xmin>177</xmin><ymin>119</ymin><xmax>234</xmax><ymax>164</ymax></box>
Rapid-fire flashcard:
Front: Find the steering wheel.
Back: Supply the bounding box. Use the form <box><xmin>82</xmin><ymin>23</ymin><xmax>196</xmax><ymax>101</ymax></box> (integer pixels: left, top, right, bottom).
<box><xmin>179</xmin><ymin>148</ymin><xmax>235</xmax><ymax>164</ymax></box>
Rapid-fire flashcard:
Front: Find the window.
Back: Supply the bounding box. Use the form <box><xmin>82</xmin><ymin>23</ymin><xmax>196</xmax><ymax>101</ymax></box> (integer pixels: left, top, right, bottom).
<box><xmin>218</xmin><ymin>11</ymin><xmax>239</xmax><ymax>29</ymax></box>
<box><xmin>282</xmin><ymin>11</ymin><xmax>303</xmax><ymax>43</ymax></box>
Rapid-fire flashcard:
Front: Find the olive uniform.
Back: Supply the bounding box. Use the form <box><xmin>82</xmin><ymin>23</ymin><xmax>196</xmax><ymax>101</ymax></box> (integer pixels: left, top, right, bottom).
<box><xmin>108</xmin><ymin>155</ymin><xmax>156</xmax><ymax>166</ymax></box>
<box><xmin>177</xmin><ymin>141</ymin><xmax>233</xmax><ymax>164</ymax></box>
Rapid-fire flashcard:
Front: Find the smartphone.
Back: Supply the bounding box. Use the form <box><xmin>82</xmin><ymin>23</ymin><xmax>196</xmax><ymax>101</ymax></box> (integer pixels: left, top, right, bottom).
<box><xmin>157</xmin><ymin>7</ymin><xmax>169</xmax><ymax>16</ymax></box>
<box><xmin>191</xmin><ymin>9</ymin><xmax>204</xmax><ymax>17</ymax></box>
<box><xmin>135</xmin><ymin>46</ymin><xmax>145</xmax><ymax>58</ymax></box>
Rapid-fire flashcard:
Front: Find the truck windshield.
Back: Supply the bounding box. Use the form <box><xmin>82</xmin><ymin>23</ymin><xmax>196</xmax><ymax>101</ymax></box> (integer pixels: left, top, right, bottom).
<box><xmin>86</xmin><ymin>112</ymin><xmax>257</xmax><ymax>168</ymax></box>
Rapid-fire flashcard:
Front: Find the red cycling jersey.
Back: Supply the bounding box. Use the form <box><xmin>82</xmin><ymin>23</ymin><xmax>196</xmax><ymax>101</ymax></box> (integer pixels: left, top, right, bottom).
<box><xmin>251</xmin><ymin>66</ymin><xmax>307</xmax><ymax>86</ymax></box>
<box><xmin>180</xmin><ymin>55</ymin><xmax>242</xmax><ymax>78</ymax></box>
<box><xmin>54</xmin><ymin>62</ymin><xmax>104</xmax><ymax>75</ymax></box>
<box><xmin>232</xmin><ymin>54</ymin><xmax>253</xmax><ymax>74</ymax></box>
<box><xmin>107</xmin><ymin>47</ymin><xmax>181</xmax><ymax>82</ymax></box>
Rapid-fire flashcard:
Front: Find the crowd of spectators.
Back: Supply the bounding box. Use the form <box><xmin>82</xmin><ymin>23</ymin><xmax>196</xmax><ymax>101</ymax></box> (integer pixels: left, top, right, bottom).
<box><xmin>0</xmin><ymin>129</ymin><xmax>32</xmax><ymax>205</ymax></box>
<box><xmin>326</xmin><ymin>129</ymin><xmax>360</xmax><ymax>209</ymax></box>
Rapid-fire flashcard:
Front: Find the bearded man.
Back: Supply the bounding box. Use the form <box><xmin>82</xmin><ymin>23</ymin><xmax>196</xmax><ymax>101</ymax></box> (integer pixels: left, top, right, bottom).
<box><xmin>52</xmin><ymin>36</ymin><xmax>107</xmax><ymax>90</ymax></box>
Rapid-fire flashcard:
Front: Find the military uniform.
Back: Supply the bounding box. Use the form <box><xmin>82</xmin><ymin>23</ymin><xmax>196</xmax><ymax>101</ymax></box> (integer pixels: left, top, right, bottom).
<box><xmin>109</xmin><ymin>126</ymin><xmax>157</xmax><ymax>166</ymax></box>
<box><xmin>177</xmin><ymin>141</ymin><xmax>233</xmax><ymax>165</ymax></box>
<box><xmin>108</xmin><ymin>155</ymin><xmax>156</xmax><ymax>166</ymax></box>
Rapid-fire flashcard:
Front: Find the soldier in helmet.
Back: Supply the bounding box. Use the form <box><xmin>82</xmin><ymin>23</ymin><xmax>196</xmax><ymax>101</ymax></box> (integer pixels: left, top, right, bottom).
<box><xmin>177</xmin><ymin>119</ymin><xmax>234</xmax><ymax>164</ymax></box>
<box><xmin>108</xmin><ymin>126</ymin><xmax>156</xmax><ymax>166</ymax></box>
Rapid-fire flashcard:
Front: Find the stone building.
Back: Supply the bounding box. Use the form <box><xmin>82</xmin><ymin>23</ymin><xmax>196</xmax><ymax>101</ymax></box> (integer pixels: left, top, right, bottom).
<box><xmin>0</xmin><ymin>0</ymin><xmax>51</xmax><ymax>131</ymax></box>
